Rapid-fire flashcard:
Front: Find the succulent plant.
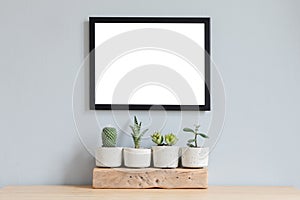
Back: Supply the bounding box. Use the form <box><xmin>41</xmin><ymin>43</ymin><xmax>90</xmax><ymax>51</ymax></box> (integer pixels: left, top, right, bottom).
<box><xmin>129</xmin><ymin>116</ymin><xmax>148</xmax><ymax>148</ymax></box>
<box><xmin>183</xmin><ymin>125</ymin><xmax>209</xmax><ymax>148</ymax></box>
<box><xmin>102</xmin><ymin>127</ymin><xmax>117</xmax><ymax>147</ymax></box>
<box><xmin>151</xmin><ymin>132</ymin><xmax>178</xmax><ymax>146</ymax></box>
<box><xmin>165</xmin><ymin>133</ymin><xmax>178</xmax><ymax>146</ymax></box>
<box><xmin>151</xmin><ymin>131</ymin><xmax>164</xmax><ymax>145</ymax></box>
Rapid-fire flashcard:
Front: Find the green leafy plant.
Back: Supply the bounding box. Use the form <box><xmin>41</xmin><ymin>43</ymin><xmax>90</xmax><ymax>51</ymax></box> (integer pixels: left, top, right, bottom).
<box><xmin>151</xmin><ymin>131</ymin><xmax>164</xmax><ymax>145</ymax></box>
<box><xmin>165</xmin><ymin>133</ymin><xmax>178</xmax><ymax>146</ymax></box>
<box><xmin>183</xmin><ymin>125</ymin><xmax>209</xmax><ymax>148</ymax></box>
<box><xmin>151</xmin><ymin>132</ymin><xmax>178</xmax><ymax>146</ymax></box>
<box><xmin>102</xmin><ymin>127</ymin><xmax>117</xmax><ymax>147</ymax></box>
<box><xmin>129</xmin><ymin>116</ymin><xmax>148</xmax><ymax>148</ymax></box>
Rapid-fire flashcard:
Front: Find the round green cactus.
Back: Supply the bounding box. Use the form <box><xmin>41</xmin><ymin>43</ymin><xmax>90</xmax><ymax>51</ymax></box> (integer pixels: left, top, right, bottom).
<box><xmin>151</xmin><ymin>131</ymin><xmax>164</xmax><ymax>145</ymax></box>
<box><xmin>165</xmin><ymin>133</ymin><xmax>178</xmax><ymax>146</ymax></box>
<box><xmin>102</xmin><ymin>127</ymin><xmax>117</xmax><ymax>147</ymax></box>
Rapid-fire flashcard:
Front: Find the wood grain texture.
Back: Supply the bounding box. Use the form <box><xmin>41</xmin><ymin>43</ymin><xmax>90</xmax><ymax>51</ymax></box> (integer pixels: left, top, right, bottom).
<box><xmin>93</xmin><ymin>168</ymin><xmax>208</xmax><ymax>188</ymax></box>
<box><xmin>0</xmin><ymin>186</ymin><xmax>299</xmax><ymax>200</ymax></box>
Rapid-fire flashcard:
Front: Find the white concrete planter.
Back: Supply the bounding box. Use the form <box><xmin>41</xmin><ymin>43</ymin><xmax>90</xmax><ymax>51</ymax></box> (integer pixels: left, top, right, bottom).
<box><xmin>123</xmin><ymin>148</ymin><xmax>151</xmax><ymax>168</ymax></box>
<box><xmin>152</xmin><ymin>146</ymin><xmax>179</xmax><ymax>168</ymax></box>
<box><xmin>95</xmin><ymin>147</ymin><xmax>123</xmax><ymax>167</ymax></box>
<box><xmin>181</xmin><ymin>147</ymin><xmax>209</xmax><ymax>168</ymax></box>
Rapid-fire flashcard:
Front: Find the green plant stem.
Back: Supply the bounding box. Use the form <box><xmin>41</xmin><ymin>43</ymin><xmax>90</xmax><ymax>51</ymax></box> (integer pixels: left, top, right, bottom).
<box><xmin>194</xmin><ymin>133</ymin><xmax>198</xmax><ymax>147</ymax></box>
<box><xmin>134</xmin><ymin>138</ymin><xmax>140</xmax><ymax>149</ymax></box>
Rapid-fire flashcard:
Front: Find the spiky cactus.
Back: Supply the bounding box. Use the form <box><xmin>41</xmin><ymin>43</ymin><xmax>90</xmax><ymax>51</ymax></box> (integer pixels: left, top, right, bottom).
<box><xmin>102</xmin><ymin>127</ymin><xmax>117</xmax><ymax>147</ymax></box>
<box><xmin>129</xmin><ymin>116</ymin><xmax>148</xmax><ymax>148</ymax></box>
<box><xmin>151</xmin><ymin>132</ymin><xmax>164</xmax><ymax>145</ymax></box>
<box><xmin>165</xmin><ymin>133</ymin><xmax>178</xmax><ymax>146</ymax></box>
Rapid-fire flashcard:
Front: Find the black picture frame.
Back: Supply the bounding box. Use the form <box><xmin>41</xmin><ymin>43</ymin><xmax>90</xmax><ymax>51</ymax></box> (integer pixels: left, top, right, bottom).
<box><xmin>89</xmin><ymin>17</ymin><xmax>210</xmax><ymax>111</ymax></box>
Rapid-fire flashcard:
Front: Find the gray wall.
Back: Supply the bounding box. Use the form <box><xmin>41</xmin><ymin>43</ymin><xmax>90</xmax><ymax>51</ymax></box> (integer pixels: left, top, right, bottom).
<box><xmin>1</xmin><ymin>0</ymin><xmax>300</xmax><ymax>188</ymax></box>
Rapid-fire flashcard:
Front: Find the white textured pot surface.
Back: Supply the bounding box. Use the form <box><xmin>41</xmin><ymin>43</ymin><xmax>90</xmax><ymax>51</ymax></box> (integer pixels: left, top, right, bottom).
<box><xmin>95</xmin><ymin>147</ymin><xmax>123</xmax><ymax>167</ymax></box>
<box><xmin>181</xmin><ymin>147</ymin><xmax>209</xmax><ymax>168</ymax></box>
<box><xmin>152</xmin><ymin>146</ymin><xmax>179</xmax><ymax>168</ymax></box>
<box><xmin>123</xmin><ymin>148</ymin><xmax>151</xmax><ymax>168</ymax></box>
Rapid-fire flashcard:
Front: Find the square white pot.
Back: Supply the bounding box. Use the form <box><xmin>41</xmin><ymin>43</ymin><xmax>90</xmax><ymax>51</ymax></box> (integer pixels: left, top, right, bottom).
<box><xmin>152</xmin><ymin>146</ymin><xmax>179</xmax><ymax>168</ymax></box>
<box><xmin>95</xmin><ymin>147</ymin><xmax>123</xmax><ymax>167</ymax></box>
<box><xmin>181</xmin><ymin>147</ymin><xmax>209</xmax><ymax>168</ymax></box>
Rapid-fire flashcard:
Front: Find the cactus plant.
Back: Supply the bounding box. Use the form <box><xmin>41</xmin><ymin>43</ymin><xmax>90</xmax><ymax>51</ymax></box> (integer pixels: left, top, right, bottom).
<box><xmin>101</xmin><ymin>127</ymin><xmax>117</xmax><ymax>147</ymax></box>
<box><xmin>129</xmin><ymin>116</ymin><xmax>148</xmax><ymax>148</ymax></box>
<box><xmin>151</xmin><ymin>132</ymin><xmax>178</xmax><ymax>146</ymax></box>
<box><xmin>183</xmin><ymin>125</ymin><xmax>209</xmax><ymax>147</ymax></box>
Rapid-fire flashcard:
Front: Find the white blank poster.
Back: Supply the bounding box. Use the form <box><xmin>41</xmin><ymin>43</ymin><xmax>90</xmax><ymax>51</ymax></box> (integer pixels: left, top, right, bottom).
<box><xmin>92</xmin><ymin>20</ymin><xmax>208</xmax><ymax>109</ymax></box>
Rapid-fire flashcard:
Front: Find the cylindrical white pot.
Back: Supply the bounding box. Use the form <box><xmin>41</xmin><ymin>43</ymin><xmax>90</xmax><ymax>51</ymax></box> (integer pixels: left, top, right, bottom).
<box><xmin>123</xmin><ymin>148</ymin><xmax>151</xmax><ymax>168</ymax></box>
<box><xmin>181</xmin><ymin>147</ymin><xmax>209</xmax><ymax>168</ymax></box>
<box><xmin>152</xmin><ymin>146</ymin><xmax>179</xmax><ymax>168</ymax></box>
<box><xmin>95</xmin><ymin>147</ymin><xmax>123</xmax><ymax>167</ymax></box>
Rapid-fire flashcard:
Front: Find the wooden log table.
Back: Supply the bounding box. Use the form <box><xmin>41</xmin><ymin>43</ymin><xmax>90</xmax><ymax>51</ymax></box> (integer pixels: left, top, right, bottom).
<box><xmin>0</xmin><ymin>186</ymin><xmax>299</xmax><ymax>200</ymax></box>
<box><xmin>93</xmin><ymin>167</ymin><xmax>208</xmax><ymax>189</ymax></box>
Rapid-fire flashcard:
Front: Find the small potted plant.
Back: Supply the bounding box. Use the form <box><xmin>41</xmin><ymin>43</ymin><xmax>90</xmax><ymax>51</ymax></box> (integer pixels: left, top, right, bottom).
<box><xmin>123</xmin><ymin>116</ymin><xmax>151</xmax><ymax>168</ymax></box>
<box><xmin>151</xmin><ymin>132</ymin><xmax>179</xmax><ymax>168</ymax></box>
<box><xmin>95</xmin><ymin>127</ymin><xmax>123</xmax><ymax>167</ymax></box>
<box><xmin>181</xmin><ymin>125</ymin><xmax>209</xmax><ymax>168</ymax></box>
